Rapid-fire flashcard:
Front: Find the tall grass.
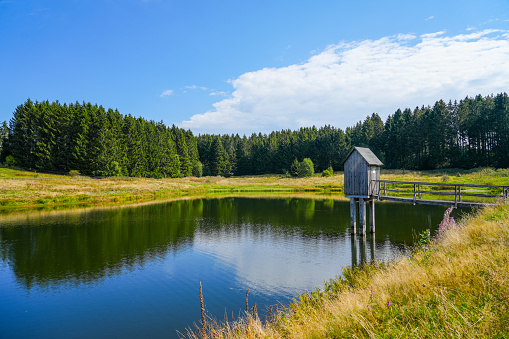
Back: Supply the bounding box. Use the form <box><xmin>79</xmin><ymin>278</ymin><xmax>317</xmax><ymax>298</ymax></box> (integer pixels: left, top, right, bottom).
<box><xmin>182</xmin><ymin>203</ymin><xmax>509</xmax><ymax>338</ymax></box>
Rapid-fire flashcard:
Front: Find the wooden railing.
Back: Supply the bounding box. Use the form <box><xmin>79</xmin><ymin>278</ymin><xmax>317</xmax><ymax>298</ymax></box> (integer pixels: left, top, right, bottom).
<box><xmin>374</xmin><ymin>180</ymin><xmax>509</xmax><ymax>208</ymax></box>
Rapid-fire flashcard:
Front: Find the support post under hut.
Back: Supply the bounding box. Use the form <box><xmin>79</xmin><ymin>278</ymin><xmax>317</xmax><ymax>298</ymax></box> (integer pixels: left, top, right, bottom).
<box><xmin>342</xmin><ymin>147</ymin><xmax>383</xmax><ymax>235</ymax></box>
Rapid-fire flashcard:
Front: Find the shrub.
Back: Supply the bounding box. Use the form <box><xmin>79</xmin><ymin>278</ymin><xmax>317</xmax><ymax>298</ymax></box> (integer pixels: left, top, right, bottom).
<box><xmin>193</xmin><ymin>161</ymin><xmax>203</xmax><ymax>177</ymax></box>
<box><xmin>110</xmin><ymin>161</ymin><xmax>122</xmax><ymax>176</ymax></box>
<box><xmin>68</xmin><ymin>170</ymin><xmax>80</xmax><ymax>177</ymax></box>
<box><xmin>4</xmin><ymin>155</ymin><xmax>16</xmax><ymax>167</ymax></box>
<box><xmin>322</xmin><ymin>166</ymin><xmax>333</xmax><ymax>177</ymax></box>
<box><xmin>297</xmin><ymin>158</ymin><xmax>315</xmax><ymax>177</ymax></box>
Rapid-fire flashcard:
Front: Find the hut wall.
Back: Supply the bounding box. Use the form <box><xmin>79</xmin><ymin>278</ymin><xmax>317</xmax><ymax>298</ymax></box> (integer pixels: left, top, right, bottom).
<box><xmin>344</xmin><ymin>151</ymin><xmax>369</xmax><ymax>196</ymax></box>
<box><xmin>367</xmin><ymin>166</ymin><xmax>380</xmax><ymax>196</ymax></box>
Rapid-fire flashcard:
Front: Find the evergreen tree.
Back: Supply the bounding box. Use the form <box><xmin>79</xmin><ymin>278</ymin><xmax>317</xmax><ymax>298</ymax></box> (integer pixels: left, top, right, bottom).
<box><xmin>172</xmin><ymin>125</ymin><xmax>192</xmax><ymax>176</ymax></box>
<box><xmin>0</xmin><ymin>121</ymin><xmax>9</xmax><ymax>161</ymax></box>
<box><xmin>210</xmin><ymin>136</ymin><xmax>232</xmax><ymax>177</ymax></box>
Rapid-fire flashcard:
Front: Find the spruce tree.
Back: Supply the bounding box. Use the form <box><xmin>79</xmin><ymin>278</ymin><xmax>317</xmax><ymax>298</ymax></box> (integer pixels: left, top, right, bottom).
<box><xmin>211</xmin><ymin>136</ymin><xmax>232</xmax><ymax>177</ymax></box>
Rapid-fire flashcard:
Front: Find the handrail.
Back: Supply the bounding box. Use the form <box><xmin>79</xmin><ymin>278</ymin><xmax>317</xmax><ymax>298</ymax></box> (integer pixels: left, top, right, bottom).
<box><xmin>374</xmin><ymin>179</ymin><xmax>509</xmax><ymax>207</ymax></box>
<box><xmin>376</xmin><ymin>179</ymin><xmax>506</xmax><ymax>189</ymax></box>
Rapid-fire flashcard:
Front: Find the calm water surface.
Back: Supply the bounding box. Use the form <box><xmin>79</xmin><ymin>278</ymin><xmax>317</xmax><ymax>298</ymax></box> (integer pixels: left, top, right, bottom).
<box><xmin>0</xmin><ymin>197</ymin><xmax>468</xmax><ymax>338</ymax></box>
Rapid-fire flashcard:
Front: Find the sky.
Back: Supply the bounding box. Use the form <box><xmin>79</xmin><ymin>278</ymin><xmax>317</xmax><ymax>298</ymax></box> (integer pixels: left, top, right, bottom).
<box><xmin>1</xmin><ymin>0</ymin><xmax>509</xmax><ymax>136</ymax></box>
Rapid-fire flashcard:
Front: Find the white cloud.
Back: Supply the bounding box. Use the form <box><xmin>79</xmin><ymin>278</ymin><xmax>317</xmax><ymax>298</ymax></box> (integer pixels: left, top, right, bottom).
<box><xmin>209</xmin><ymin>91</ymin><xmax>228</xmax><ymax>96</ymax></box>
<box><xmin>160</xmin><ymin>89</ymin><xmax>174</xmax><ymax>97</ymax></box>
<box><xmin>181</xmin><ymin>29</ymin><xmax>509</xmax><ymax>135</ymax></box>
<box><xmin>185</xmin><ymin>85</ymin><xmax>209</xmax><ymax>91</ymax></box>
<box><xmin>425</xmin><ymin>16</ymin><xmax>435</xmax><ymax>20</ymax></box>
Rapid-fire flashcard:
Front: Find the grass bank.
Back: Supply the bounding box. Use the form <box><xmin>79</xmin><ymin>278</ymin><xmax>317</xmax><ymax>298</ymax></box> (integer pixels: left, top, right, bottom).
<box><xmin>186</xmin><ymin>202</ymin><xmax>509</xmax><ymax>338</ymax></box>
<box><xmin>0</xmin><ymin>167</ymin><xmax>343</xmax><ymax>213</ymax></box>
<box><xmin>0</xmin><ymin>166</ymin><xmax>508</xmax><ymax>214</ymax></box>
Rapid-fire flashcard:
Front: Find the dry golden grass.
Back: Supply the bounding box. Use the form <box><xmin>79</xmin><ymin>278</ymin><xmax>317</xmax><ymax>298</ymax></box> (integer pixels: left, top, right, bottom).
<box><xmin>0</xmin><ymin>168</ymin><xmax>345</xmax><ymax>213</ymax></box>
<box><xmin>0</xmin><ymin>166</ymin><xmax>507</xmax><ymax>213</ymax></box>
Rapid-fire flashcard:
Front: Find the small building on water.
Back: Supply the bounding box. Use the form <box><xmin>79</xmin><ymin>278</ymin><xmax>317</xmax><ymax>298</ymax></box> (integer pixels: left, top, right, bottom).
<box><xmin>341</xmin><ymin>147</ymin><xmax>383</xmax><ymax>235</ymax></box>
<box><xmin>342</xmin><ymin>146</ymin><xmax>383</xmax><ymax>198</ymax></box>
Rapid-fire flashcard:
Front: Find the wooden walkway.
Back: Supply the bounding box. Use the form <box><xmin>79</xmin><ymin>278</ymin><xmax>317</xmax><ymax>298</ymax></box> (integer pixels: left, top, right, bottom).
<box><xmin>374</xmin><ymin>180</ymin><xmax>509</xmax><ymax>208</ymax></box>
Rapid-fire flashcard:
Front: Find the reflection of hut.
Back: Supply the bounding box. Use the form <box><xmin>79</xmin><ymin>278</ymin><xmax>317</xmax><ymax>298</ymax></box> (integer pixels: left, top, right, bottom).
<box><xmin>341</xmin><ymin>147</ymin><xmax>383</xmax><ymax>235</ymax></box>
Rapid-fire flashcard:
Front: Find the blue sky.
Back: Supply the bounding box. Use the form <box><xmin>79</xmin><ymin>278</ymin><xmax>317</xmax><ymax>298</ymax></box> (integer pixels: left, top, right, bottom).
<box><xmin>1</xmin><ymin>0</ymin><xmax>508</xmax><ymax>135</ymax></box>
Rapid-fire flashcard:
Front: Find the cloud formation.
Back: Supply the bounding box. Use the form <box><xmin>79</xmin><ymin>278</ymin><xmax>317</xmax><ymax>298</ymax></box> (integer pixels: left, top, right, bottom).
<box><xmin>181</xmin><ymin>29</ymin><xmax>509</xmax><ymax>135</ymax></box>
<box><xmin>160</xmin><ymin>89</ymin><xmax>174</xmax><ymax>97</ymax></box>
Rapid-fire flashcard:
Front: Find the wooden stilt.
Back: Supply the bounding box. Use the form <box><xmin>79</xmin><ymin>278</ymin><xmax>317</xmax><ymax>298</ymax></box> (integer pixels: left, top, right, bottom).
<box><xmin>370</xmin><ymin>235</ymin><xmax>376</xmax><ymax>263</ymax></box>
<box><xmin>359</xmin><ymin>235</ymin><xmax>367</xmax><ymax>263</ymax></box>
<box><xmin>369</xmin><ymin>199</ymin><xmax>375</xmax><ymax>233</ymax></box>
<box><xmin>350</xmin><ymin>198</ymin><xmax>356</xmax><ymax>235</ymax></box>
<box><xmin>351</xmin><ymin>235</ymin><xmax>357</xmax><ymax>267</ymax></box>
<box><xmin>359</xmin><ymin>198</ymin><xmax>366</xmax><ymax>235</ymax></box>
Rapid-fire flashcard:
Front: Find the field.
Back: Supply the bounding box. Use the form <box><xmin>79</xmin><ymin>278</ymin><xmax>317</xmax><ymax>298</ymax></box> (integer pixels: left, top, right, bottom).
<box><xmin>1</xmin><ymin>166</ymin><xmax>509</xmax><ymax>213</ymax></box>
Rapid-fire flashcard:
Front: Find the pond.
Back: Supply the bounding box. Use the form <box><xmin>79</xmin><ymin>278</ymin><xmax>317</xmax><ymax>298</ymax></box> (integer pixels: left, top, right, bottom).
<box><xmin>0</xmin><ymin>196</ymin><xmax>468</xmax><ymax>338</ymax></box>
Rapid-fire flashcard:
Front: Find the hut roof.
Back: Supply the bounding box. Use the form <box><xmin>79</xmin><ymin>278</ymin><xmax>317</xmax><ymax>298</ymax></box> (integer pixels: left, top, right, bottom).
<box><xmin>341</xmin><ymin>147</ymin><xmax>383</xmax><ymax>166</ymax></box>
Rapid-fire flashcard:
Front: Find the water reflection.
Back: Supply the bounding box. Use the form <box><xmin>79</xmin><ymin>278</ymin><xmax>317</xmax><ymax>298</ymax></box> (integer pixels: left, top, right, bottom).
<box><xmin>0</xmin><ymin>197</ymin><xmax>468</xmax><ymax>291</ymax></box>
<box><xmin>350</xmin><ymin>235</ymin><xmax>378</xmax><ymax>267</ymax></box>
<box><xmin>0</xmin><ymin>199</ymin><xmax>203</xmax><ymax>289</ymax></box>
<box><xmin>0</xmin><ymin>196</ymin><xmax>468</xmax><ymax>338</ymax></box>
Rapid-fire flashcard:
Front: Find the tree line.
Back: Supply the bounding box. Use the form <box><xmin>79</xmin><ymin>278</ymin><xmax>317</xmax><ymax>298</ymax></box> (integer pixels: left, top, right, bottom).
<box><xmin>1</xmin><ymin>92</ymin><xmax>508</xmax><ymax>177</ymax></box>
<box><xmin>196</xmin><ymin>92</ymin><xmax>509</xmax><ymax>175</ymax></box>
<box><xmin>0</xmin><ymin>99</ymin><xmax>201</xmax><ymax>177</ymax></box>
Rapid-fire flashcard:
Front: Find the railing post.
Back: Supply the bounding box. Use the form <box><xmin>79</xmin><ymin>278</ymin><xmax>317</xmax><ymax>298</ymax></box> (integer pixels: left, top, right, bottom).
<box><xmin>384</xmin><ymin>182</ymin><xmax>387</xmax><ymax>197</ymax></box>
<box><xmin>454</xmin><ymin>185</ymin><xmax>458</xmax><ymax>208</ymax></box>
<box><xmin>413</xmin><ymin>184</ymin><xmax>416</xmax><ymax>205</ymax></box>
<box><xmin>418</xmin><ymin>184</ymin><xmax>421</xmax><ymax>199</ymax></box>
<box><xmin>459</xmin><ymin>186</ymin><xmax>462</xmax><ymax>202</ymax></box>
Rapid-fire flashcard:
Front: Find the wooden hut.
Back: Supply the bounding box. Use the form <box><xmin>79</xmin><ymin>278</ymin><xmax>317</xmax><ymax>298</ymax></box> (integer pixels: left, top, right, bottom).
<box><xmin>342</xmin><ymin>147</ymin><xmax>383</xmax><ymax>198</ymax></box>
<box><xmin>341</xmin><ymin>147</ymin><xmax>383</xmax><ymax>235</ymax></box>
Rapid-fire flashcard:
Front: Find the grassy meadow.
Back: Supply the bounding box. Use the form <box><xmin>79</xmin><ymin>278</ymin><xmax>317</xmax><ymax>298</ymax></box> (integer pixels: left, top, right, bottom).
<box><xmin>1</xmin><ymin>166</ymin><xmax>509</xmax><ymax>213</ymax></box>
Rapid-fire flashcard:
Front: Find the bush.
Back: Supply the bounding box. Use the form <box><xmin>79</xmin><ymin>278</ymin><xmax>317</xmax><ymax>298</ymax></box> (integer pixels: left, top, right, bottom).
<box><xmin>110</xmin><ymin>161</ymin><xmax>122</xmax><ymax>176</ymax></box>
<box><xmin>68</xmin><ymin>170</ymin><xmax>81</xmax><ymax>177</ymax></box>
<box><xmin>297</xmin><ymin>158</ymin><xmax>315</xmax><ymax>177</ymax></box>
<box><xmin>322</xmin><ymin>166</ymin><xmax>333</xmax><ymax>177</ymax></box>
<box><xmin>4</xmin><ymin>155</ymin><xmax>16</xmax><ymax>167</ymax></box>
<box><xmin>193</xmin><ymin>161</ymin><xmax>203</xmax><ymax>177</ymax></box>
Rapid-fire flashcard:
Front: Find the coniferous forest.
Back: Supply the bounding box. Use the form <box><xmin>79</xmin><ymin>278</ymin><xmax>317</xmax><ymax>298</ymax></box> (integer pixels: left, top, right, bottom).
<box><xmin>1</xmin><ymin>92</ymin><xmax>508</xmax><ymax>177</ymax></box>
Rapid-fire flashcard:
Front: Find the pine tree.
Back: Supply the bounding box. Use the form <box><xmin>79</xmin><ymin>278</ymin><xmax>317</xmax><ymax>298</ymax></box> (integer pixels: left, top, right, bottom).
<box><xmin>211</xmin><ymin>136</ymin><xmax>232</xmax><ymax>177</ymax></box>
<box><xmin>172</xmin><ymin>125</ymin><xmax>192</xmax><ymax>176</ymax></box>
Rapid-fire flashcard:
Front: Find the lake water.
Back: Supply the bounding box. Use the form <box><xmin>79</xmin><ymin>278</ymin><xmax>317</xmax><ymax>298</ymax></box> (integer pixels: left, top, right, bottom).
<box><xmin>0</xmin><ymin>196</ymin><xmax>468</xmax><ymax>338</ymax></box>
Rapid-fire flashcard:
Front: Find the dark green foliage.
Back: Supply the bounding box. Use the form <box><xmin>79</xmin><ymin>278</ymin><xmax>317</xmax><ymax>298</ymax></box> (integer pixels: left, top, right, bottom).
<box><xmin>0</xmin><ymin>121</ymin><xmax>9</xmax><ymax>161</ymax></box>
<box><xmin>4</xmin><ymin>93</ymin><xmax>508</xmax><ymax>178</ymax></box>
<box><xmin>297</xmin><ymin>158</ymin><xmax>315</xmax><ymax>177</ymax></box>
<box><xmin>5</xmin><ymin>155</ymin><xmax>16</xmax><ymax>167</ymax></box>
<box><xmin>172</xmin><ymin>125</ymin><xmax>192</xmax><ymax>177</ymax></box>
<box><xmin>192</xmin><ymin>161</ymin><xmax>203</xmax><ymax>177</ymax></box>
<box><xmin>290</xmin><ymin>158</ymin><xmax>299</xmax><ymax>177</ymax></box>
<box><xmin>322</xmin><ymin>166</ymin><xmax>333</xmax><ymax>177</ymax></box>
<box><xmin>210</xmin><ymin>136</ymin><xmax>232</xmax><ymax>177</ymax></box>
<box><xmin>3</xmin><ymin>99</ymin><xmax>190</xmax><ymax>178</ymax></box>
